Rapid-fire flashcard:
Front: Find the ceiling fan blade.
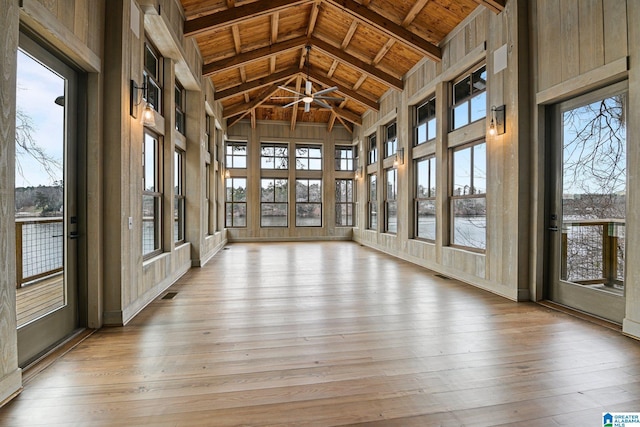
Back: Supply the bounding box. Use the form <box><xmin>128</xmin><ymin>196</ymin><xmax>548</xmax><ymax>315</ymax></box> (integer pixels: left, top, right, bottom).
<box><xmin>284</xmin><ymin>99</ymin><xmax>304</xmax><ymax>108</ymax></box>
<box><xmin>304</xmin><ymin>102</ymin><xmax>310</xmax><ymax>113</ymax></box>
<box><xmin>314</xmin><ymin>96</ymin><xmax>345</xmax><ymax>101</ymax></box>
<box><xmin>314</xmin><ymin>86</ymin><xmax>339</xmax><ymax>96</ymax></box>
<box><xmin>313</xmin><ymin>99</ymin><xmax>332</xmax><ymax>110</ymax></box>
<box><xmin>278</xmin><ymin>86</ymin><xmax>304</xmax><ymax>96</ymax></box>
<box><xmin>271</xmin><ymin>96</ymin><xmax>300</xmax><ymax>100</ymax></box>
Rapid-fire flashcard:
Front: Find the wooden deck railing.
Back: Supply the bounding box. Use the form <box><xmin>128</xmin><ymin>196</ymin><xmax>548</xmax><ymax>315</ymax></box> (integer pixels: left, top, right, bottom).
<box><xmin>15</xmin><ymin>217</ymin><xmax>63</xmax><ymax>288</ymax></box>
<box><xmin>561</xmin><ymin>218</ymin><xmax>625</xmax><ymax>289</ymax></box>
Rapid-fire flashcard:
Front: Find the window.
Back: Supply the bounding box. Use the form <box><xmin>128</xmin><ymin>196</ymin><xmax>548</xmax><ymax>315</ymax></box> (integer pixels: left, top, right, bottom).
<box><xmin>261</xmin><ymin>178</ymin><xmax>288</xmax><ymax>227</ymax></box>
<box><xmin>174</xmin><ymin>149</ymin><xmax>185</xmax><ymax>244</ymax></box>
<box><xmin>261</xmin><ymin>143</ymin><xmax>288</xmax><ymax>169</ymax></box>
<box><xmin>451</xmin><ymin>141</ymin><xmax>486</xmax><ymax>250</ymax></box>
<box><xmin>416</xmin><ymin>96</ymin><xmax>436</xmax><ymax>145</ymax></box>
<box><xmin>143</xmin><ymin>41</ymin><xmax>161</xmax><ymax>113</ymax></box>
<box><xmin>367</xmin><ymin>173</ymin><xmax>377</xmax><ymax>230</ymax></box>
<box><xmin>385</xmin><ymin>122</ymin><xmax>397</xmax><ymax>158</ymax></box>
<box><xmin>415</xmin><ymin>156</ymin><xmax>436</xmax><ymax>241</ymax></box>
<box><xmin>335</xmin><ymin>179</ymin><xmax>354</xmax><ymax>227</ymax></box>
<box><xmin>451</xmin><ymin>65</ymin><xmax>486</xmax><ymax>130</ymax></box>
<box><xmin>204</xmin><ymin>115</ymin><xmax>213</xmax><ymax>234</ymax></box>
<box><xmin>225</xmin><ymin>177</ymin><xmax>247</xmax><ymax>227</ymax></box>
<box><xmin>226</xmin><ymin>141</ymin><xmax>247</xmax><ymax>169</ymax></box>
<box><xmin>367</xmin><ymin>134</ymin><xmax>377</xmax><ymax>165</ymax></box>
<box><xmin>296</xmin><ymin>179</ymin><xmax>322</xmax><ymax>227</ymax></box>
<box><xmin>143</xmin><ymin>132</ymin><xmax>162</xmax><ymax>257</ymax></box>
<box><xmin>175</xmin><ymin>82</ymin><xmax>185</xmax><ymax>134</ymax></box>
<box><xmin>385</xmin><ymin>168</ymin><xmax>398</xmax><ymax>233</ymax></box>
<box><xmin>335</xmin><ymin>146</ymin><xmax>355</xmax><ymax>171</ymax></box>
<box><xmin>296</xmin><ymin>144</ymin><xmax>322</xmax><ymax>170</ymax></box>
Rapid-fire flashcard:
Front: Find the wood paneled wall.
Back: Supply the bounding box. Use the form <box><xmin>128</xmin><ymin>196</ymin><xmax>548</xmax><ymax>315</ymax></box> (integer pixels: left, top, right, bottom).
<box><xmin>0</xmin><ymin>0</ymin><xmax>23</xmax><ymax>408</ymax></box>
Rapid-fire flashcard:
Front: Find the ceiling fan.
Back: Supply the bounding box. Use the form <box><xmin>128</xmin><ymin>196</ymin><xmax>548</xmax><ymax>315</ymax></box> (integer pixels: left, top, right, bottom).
<box><xmin>273</xmin><ymin>45</ymin><xmax>345</xmax><ymax>113</ymax></box>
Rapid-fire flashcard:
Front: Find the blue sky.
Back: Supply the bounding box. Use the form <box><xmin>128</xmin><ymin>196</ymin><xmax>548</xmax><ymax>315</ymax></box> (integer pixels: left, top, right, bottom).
<box><xmin>15</xmin><ymin>49</ymin><xmax>65</xmax><ymax>187</ymax></box>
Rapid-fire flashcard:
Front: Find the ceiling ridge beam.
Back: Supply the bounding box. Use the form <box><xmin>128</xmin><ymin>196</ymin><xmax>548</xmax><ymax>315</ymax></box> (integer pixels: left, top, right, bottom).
<box><xmin>203</xmin><ymin>35</ymin><xmax>308</xmax><ymax>76</ymax></box>
<box><xmin>310</xmin><ymin>36</ymin><xmax>403</xmax><ymax>90</ymax></box>
<box><xmin>215</xmin><ymin>66</ymin><xmax>300</xmax><ymax>100</ymax></box>
<box><xmin>323</xmin><ymin>0</ymin><xmax>441</xmax><ymax>61</ymax></box>
<box><xmin>305</xmin><ymin>67</ymin><xmax>379</xmax><ymax>111</ymax></box>
<box><xmin>185</xmin><ymin>0</ymin><xmax>313</xmax><ymax>37</ymax></box>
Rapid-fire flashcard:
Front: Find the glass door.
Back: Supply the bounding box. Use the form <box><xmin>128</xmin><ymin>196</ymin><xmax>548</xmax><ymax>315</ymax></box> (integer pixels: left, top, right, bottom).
<box><xmin>15</xmin><ymin>34</ymin><xmax>79</xmax><ymax>366</ymax></box>
<box><xmin>548</xmin><ymin>83</ymin><xmax>627</xmax><ymax>323</ymax></box>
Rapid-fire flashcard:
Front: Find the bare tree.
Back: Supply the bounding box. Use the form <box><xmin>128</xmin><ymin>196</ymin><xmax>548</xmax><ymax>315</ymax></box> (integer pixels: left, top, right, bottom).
<box><xmin>15</xmin><ymin>109</ymin><xmax>62</xmax><ymax>183</ymax></box>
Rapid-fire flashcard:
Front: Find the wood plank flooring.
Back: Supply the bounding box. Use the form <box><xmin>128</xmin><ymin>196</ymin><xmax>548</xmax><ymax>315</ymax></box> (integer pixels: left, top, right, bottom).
<box><xmin>2</xmin><ymin>242</ymin><xmax>640</xmax><ymax>426</ymax></box>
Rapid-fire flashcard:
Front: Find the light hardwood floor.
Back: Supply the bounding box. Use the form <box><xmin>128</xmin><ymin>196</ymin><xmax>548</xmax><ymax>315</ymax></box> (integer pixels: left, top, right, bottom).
<box><xmin>2</xmin><ymin>242</ymin><xmax>640</xmax><ymax>426</ymax></box>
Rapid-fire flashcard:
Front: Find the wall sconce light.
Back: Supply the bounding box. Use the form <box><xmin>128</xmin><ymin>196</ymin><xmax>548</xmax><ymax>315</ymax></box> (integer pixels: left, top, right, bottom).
<box><xmin>393</xmin><ymin>147</ymin><xmax>404</xmax><ymax>168</ymax></box>
<box><xmin>489</xmin><ymin>105</ymin><xmax>505</xmax><ymax>136</ymax></box>
<box><xmin>355</xmin><ymin>166</ymin><xmax>363</xmax><ymax>179</ymax></box>
<box><xmin>130</xmin><ymin>79</ymin><xmax>156</xmax><ymax>127</ymax></box>
<box><xmin>225</xmin><ymin>169</ymin><xmax>231</xmax><ymax>179</ymax></box>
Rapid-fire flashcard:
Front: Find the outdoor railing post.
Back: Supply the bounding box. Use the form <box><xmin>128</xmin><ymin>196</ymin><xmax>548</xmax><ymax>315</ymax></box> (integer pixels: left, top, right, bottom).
<box><xmin>16</xmin><ymin>221</ymin><xmax>23</xmax><ymax>288</ymax></box>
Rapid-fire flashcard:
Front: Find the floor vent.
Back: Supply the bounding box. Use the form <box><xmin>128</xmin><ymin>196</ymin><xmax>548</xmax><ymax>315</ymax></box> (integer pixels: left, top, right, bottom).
<box><xmin>223</xmin><ymin>247</ymin><xmax>231</xmax><ymax>250</ymax></box>
<box><xmin>161</xmin><ymin>292</ymin><xmax>178</xmax><ymax>300</ymax></box>
<box><xmin>434</xmin><ymin>274</ymin><xmax>451</xmax><ymax>280</ymax></box>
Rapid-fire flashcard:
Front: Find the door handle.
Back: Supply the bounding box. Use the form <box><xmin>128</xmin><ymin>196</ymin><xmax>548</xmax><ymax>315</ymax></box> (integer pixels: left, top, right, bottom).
<box><xmin>69</xmin><ymin>231</ymin><xmax>79</xmax><ymax>239</ymax></box>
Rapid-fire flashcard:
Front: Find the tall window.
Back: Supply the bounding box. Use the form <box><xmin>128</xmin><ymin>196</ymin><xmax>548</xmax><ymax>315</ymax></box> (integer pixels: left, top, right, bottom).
<box><xmin>385</xmin><ymin>168</ymin><xmax>397</xmax><ymax>233</ymax></box>
<box><xmin>385</xmin><ymin>122</ymin><xmax>397</xmax><ymax>158</ymax></box>
<box><xmin>296</xmin><ymin>179</ymin><xmax>322</xmax><ymax>227</ymax></box>
<box><xmin>261</xmin><ymin>178</ymin><xmax>288</xmax><ymax>227</ymax></box>
<box><xmin>367</xmin><ymin>134</ymin><xmax>377</xmax><ymax>165</ymax></box>
<box><xmin>451</xmin><ymin>141</ymin><xmax>486</xmax><ymax>250</ymax></box>
<box><xmin>226</xmin><ymin>141</ymin><xmax>247</xmax><ymax>169</ymax></box>
<box><xmin>335</xmin><ymin>179</ymin><xmax>354</xmax><ymax>227</ymax></box>
<box><xmin>174</xmin><ymin>149</ymin><xmax>185</xmax><ymax>244</ymax></box>
<box><xmin>143</xmin><ymin>132</ymin><xmax>162</xmax><ymax>257</ymax></box>
<box><xmin>416</xmin><ymin>96</ymin><xmax>436</xmax><ymax>145</ymax></box>
<box><xmin>416</xmin><ymin>156</ymin><xmax>436</xmax><ymax>241</ymax></box>
<box><xmin>335</xmin><ymin>146</ymin><xmax>355</xmax><ymax>171</ymax></box>
<box><xmin>368</xmin><ymin>173</ymin><xmax>377</xmax><ymax>230</ymax></box>
<box><xmin>175</xmin><ymin>82</ymin><xmax>185</xmax><ymax>134</ymax></box>
<box><xmin>143</xmin><ymin>41</ymin><xmax>161</xmax><ymax>113</ymax></box>
<box><xmin>451</xmin><ymin>64</ymin><xmax>486</xmax><ymax>130</ymax></box>
<box><xmin>225</xmin><ymin>177</ymin><xmax>247</xmax><ymax>228</ymax></box>
<box><xmin>261</xmin><ymin>143</ymin><xmax>288</xmax><ymax>169</ymax></box>
<box><xmin>296</xmin><ymin>144</ymin><xmax>322</xmax><ymax>170</ymax></box>
<box><xmin>204</xmin><ymin>114</ymin><xmax>213</xmax><ymax>234</ymax></box>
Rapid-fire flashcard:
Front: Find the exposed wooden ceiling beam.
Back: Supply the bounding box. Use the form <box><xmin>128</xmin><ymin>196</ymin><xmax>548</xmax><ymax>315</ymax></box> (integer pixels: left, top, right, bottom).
<box><xmin>215</xmin><ymin>66</ymin><xmax>300</xmax><ymax>100</ymax></box>
<box><xmin>203</xmin><ymin>35</ymin><xmax>308</xmax><ymax>76</ymax></box>
<box><xmin>341</xmin><ymin>20</ymin><xmax>358</xmax><ymax>49</ymax></box>
<box><xmin>473</xmin><ymin>0</ymin><xmax>506</xmax><ymax>14</ymax></box>
<box><xmin>372</xmin><ymin>39</ymin><xmax>395</xmax><ymax>65</ymax></box>
<box><xmin>185</xmin><ymin>0</ymin><xmax>312</xmax><ymax>37</ymax></box>
<box><xmin>307</xmin><ymin>0</ymin><xmax>321</xmax><ymax>36</ymax></box>
<box><xmin>328</xmin><ymin>113</ymin><xmax>337</xmax><ymax>132</ymax></box>
<box><xmin>331</xmin><ymin>106</ymin><xmax>362</xmax><ymax>125</ymax></box>
<box><xmin>226</xmin><ymin>0</ymin><xmax>235</xmax><ymax>8</ymax></box>
<box><xmin>310</xmin><ymin>36</ymin><xmax>403</xmax><ymax>90</ymax></box>
<box><xmin>231</xmin><ymin>24</ymin><xmax>241</xmax><ymax>53</ymax></box>
<box><xmin>353</xmin><ymin>73</ymin><xmax>367</xmax><ymax>90</ymax></box>
<box><xmin>402</xmin><ymin>0</ymin><xmax>429</xmax><ymax>27</ymax></box>
<box><xmin>291</xmin><ymin>76</ymin><xmax>302</xmax><ymax>130</ymax></box>
<box><xmin>225</xmin><ymin>76</ymin><xmax>297</xmax><ymax>124</ymax></box>
<box><xmin>327</xmin><ymin>59</ymin><xmax>339</xmax><ymax>78</ymax></box>
<box><xmin>271</xmin><ymin>12</ymin><xmax>279</xmax><ymax>43</ymax></box>
<box><xmin>305</xmin><ymin>66</ymin><xmax>379</xmax><ymax>111</ymax></box>
<box><xmin>323</xmin><ymin>0</ymin><xmax>441</xmax><ymax>61</ymax></box>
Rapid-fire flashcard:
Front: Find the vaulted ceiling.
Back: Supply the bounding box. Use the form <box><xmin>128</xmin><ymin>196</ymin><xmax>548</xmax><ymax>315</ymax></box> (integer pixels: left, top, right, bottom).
<box><xmin>181</xmin><ymin>0</ymin><xmax>505</xmax><ymax>132</ymax></box>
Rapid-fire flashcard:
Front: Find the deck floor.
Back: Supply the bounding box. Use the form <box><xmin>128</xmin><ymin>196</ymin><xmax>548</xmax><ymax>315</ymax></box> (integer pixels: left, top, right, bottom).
<box><xmin>16</xmin><ymin>274</ymin><xmax>64</xmax><ymax>327</ymax></box>
<box><xmin>2</xmin><ymin>242</ymin><xmax>640</xmax><ymax>426</ymax></box>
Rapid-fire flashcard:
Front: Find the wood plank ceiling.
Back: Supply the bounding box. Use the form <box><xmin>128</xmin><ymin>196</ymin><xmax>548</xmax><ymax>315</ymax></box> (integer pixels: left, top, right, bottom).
<box><xmin>181</xmin><ymin>0</ymin><xmax>505</xmax><ymax>132</ymax></box>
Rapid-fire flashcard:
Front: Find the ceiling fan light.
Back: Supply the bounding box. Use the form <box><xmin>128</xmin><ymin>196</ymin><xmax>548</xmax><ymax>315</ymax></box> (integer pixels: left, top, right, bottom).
<box><xmin>302</xmin><ymin>95</ymin><xmax>313</xmax><ymax>104</ymax></box>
